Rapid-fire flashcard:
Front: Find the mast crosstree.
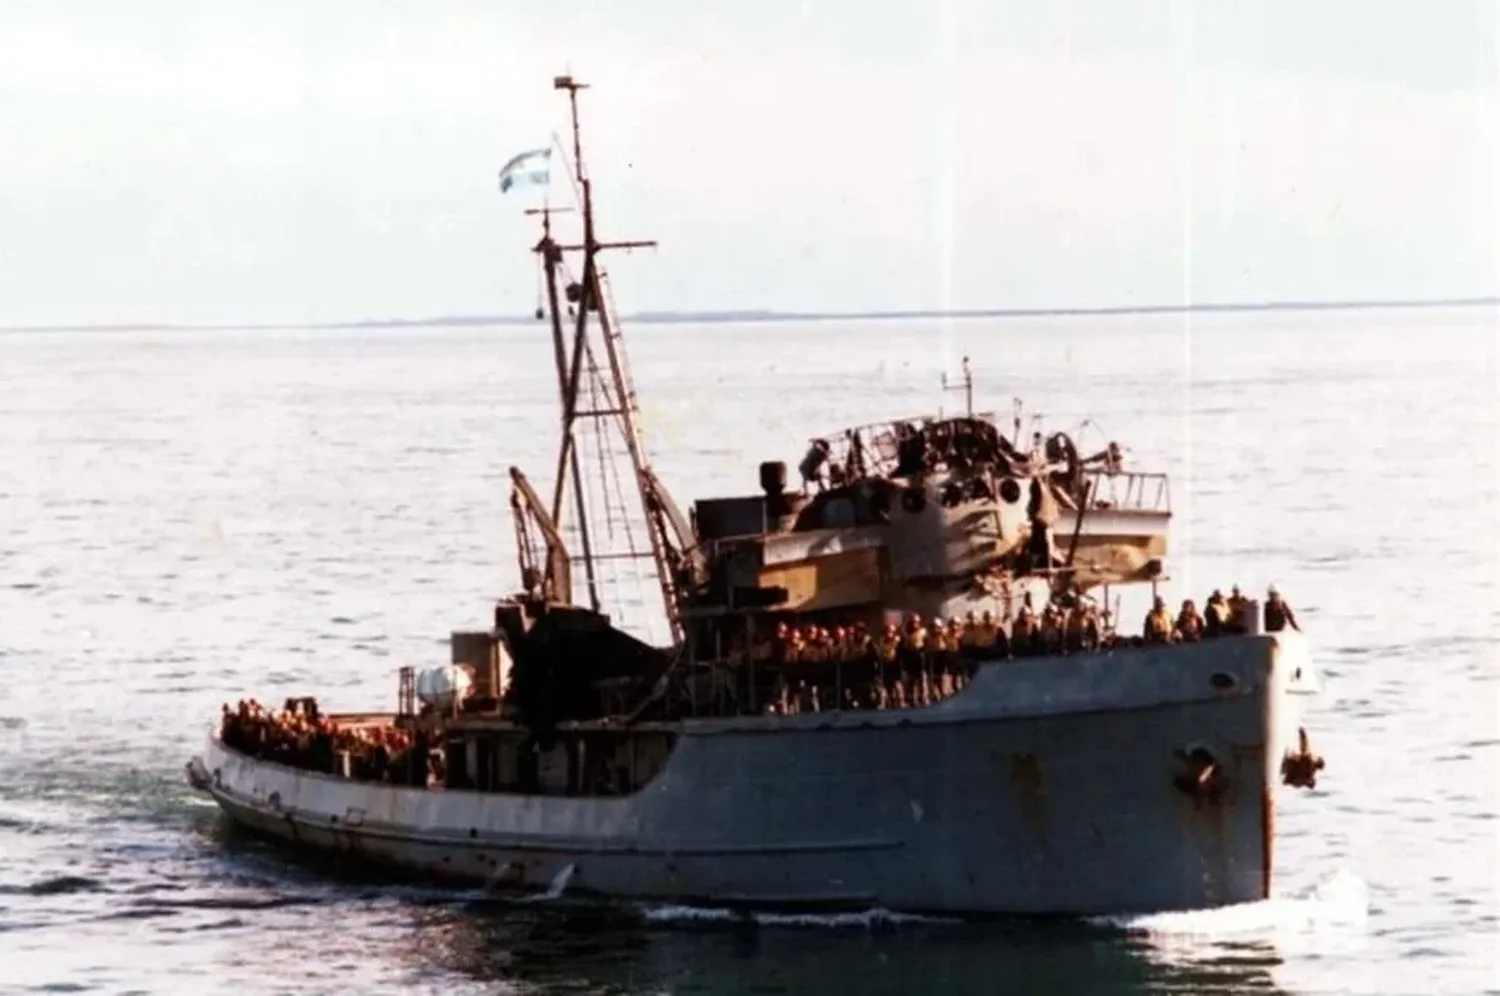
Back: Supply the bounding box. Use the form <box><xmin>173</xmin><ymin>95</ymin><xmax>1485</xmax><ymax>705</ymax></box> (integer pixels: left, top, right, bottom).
<box><xmin>513</xmin><ymin>75</ymin><xmax>688</xmax><ymax>647</ymax></box>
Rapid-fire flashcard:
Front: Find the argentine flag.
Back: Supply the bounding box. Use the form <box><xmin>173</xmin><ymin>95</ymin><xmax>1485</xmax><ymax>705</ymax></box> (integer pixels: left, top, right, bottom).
<box><xmin>498</xmin><ymin>148</ymin><xmax>552</xmax><ymax>194</ymax></box>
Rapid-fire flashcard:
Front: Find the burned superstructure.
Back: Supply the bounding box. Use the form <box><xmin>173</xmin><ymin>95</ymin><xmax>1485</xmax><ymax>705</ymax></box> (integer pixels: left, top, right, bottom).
<box><xmin>687</xmin><ymin>402</ymin><xmax>1172</xmax><ymax>624</ymax></box>
<box><xmin>495</xmin><ymin>148</ymin><xmax>1173</xmax><ymax>724</ymax></box>
<box><xmin>500</xmin><ymin>352</ymin><xmax>1173</xmax><ymax>728</ymax></box>
<box><xmin>189</xmin><ymin>75</ymin><xmax>1326</xmax><ymax>918</ymax></box>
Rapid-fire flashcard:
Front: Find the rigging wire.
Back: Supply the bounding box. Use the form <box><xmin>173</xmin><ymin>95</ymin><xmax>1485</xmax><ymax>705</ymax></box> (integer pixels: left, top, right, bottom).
<box><xmin>546</xmin><ymin>249</ymin><xmax>667</xmax><ymax>643</ymax></box>
<box><xmin>531</xmin><ymin>123</ymin><xmax>673</xmax><ymax>644</ymax></box>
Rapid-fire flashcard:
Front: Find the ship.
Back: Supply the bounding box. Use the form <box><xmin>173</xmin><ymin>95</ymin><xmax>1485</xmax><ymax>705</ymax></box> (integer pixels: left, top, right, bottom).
<box><xmin>186</xmin><ymin>75</ymin><xmax>1327</xmax><ymax>916</ymax></box>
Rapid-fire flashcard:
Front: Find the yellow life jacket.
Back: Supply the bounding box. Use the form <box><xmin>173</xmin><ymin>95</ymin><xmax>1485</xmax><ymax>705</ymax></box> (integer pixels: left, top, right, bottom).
<box><xmin>1145</xmin><ymin>610</ymin><xmax>1173</xmax><ymax>640</ymax></box>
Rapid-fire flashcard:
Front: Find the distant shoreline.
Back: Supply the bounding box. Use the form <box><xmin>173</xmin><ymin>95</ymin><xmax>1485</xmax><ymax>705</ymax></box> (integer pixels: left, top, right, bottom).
<box><xmin>4</xmin><ymin>295</ymin><xmax>1496</xmax><ymax>334</ymax></box>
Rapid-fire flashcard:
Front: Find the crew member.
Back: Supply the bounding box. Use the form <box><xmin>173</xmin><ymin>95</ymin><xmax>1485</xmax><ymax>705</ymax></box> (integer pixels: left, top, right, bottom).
<box><xmin>1176</xmin><ymin>599</ymin><xmax>1205</xmax><ymax>642</ymax></box>
<box><xmin>1143</xmin><ymin>596</ymin><xmax>1174</xmax><ymax>645</ymax></box>
<box><xmin>1226</xmin><ymin>585</ymin><xmax>1251</xmax><ymax>632</ymax></box>
<box><xmin>1204</xmin><ymin>590</ymin><xmax>1231</xmax><ymax>636</ymax></box>
<box><xmin>1264</xmin><ymin>584</ymin><xmax>1300</xmax><ymax>632</ymax></box>
<box><xmin>1064</xmin><ymin>600</ymin><xmax>1100</xmax><ymax>653</ymax></box>
<box><xmin>1012</xmin><ymin>595</ymin><xmax>1037</xmax><ymax>655</ymax></box>
<box><xmin>1040</xmin><ymin>604</ymin><xmax>1064</xmax><ymax>655</ymax></box>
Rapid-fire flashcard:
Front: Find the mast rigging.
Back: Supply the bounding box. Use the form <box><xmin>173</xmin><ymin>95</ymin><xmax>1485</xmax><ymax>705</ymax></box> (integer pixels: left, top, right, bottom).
<box><xmin>517</xmin><ymin>75</ymin><xmax>686</xmax><ymax>646</ymax></box>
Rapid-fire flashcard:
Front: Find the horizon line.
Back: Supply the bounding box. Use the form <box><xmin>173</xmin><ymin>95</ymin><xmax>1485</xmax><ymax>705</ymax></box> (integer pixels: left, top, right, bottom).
<box><xmin>3</xmin><ymin>294</ymin><xmax>1497</xmax><ymax>334</ymax></box>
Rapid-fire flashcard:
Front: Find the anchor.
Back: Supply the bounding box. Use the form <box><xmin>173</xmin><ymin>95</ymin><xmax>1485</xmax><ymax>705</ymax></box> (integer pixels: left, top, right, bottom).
<box><xmin>1280</xmin><ymin>727</ymin><xmax>1325</xmax><ymax>790</ymax></box>
<box><xmin>184</xmin><ymin>758</ymin><xmax>212</xmax><ymax>791</ymax></box>
<box><xmin>1172</xmin><ymin>745</ymin><xmax>1228</xmax><ymax>804</ymax></box>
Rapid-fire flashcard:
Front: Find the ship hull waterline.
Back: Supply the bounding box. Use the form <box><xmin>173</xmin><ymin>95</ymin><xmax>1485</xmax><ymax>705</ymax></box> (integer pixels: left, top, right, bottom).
<box><xmin>188</xmin><ymin>632</ymin><xmax>1319</xmax><ymax>917</ymax></box>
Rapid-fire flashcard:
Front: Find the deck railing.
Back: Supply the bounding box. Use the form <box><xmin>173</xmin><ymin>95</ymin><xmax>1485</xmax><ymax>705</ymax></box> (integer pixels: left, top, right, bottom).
<box><xmin>1084</xmin><ymin>470</ymin><xmax>1171</xmax><ymax>513</ymax></box>
<box><xmin>801</xmin><ymin>413</ymin><xmax>1005</xmax><ymax>484</ymax></box>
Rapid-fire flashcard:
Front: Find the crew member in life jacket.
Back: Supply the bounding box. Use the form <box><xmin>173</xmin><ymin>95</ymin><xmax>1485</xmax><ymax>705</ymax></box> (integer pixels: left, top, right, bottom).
<box><xmin>1225</xmin><ymin>584</ymin><xmax>1251</xmax><ymax>632</ymax></box>
<box><xmin>1011</xmin><ymin>593</ymin><xmax>1038</xmax><ymax>655</ymax></box>
<box><xmin>901</xmin><ymin>613</ymin><xmax>928</xmax><ymax>686</ymax></box>
<box><xmin>1175</xmin><ymin>599</ymin><xmax>1205</xmax><ymax>642</ymax></box>
<box><xmin>963</xmin><ymin>609</ymin><xmax>1008</xmax><ymax>659</ymax></box>
<box><xmin>960</xmin><ymin>611</ymin><xmax>985</xmax><ymax>654</ymax></box>
<box><xmin>1264</xmin><ymin>584</ymin><xmax>1300</xmax><ymax>632</ymax></box>
<box><xmin>929</xmin><ymin>617</ymin><xmax>955</xmax><ymax>663</ymax></box>
<box><xmin>1064</xmin><ymin>600</ymin><xmax>1099</xmax><ymax>653</ymax></box>
<box><xmin>773</xmin><ymin>622</ymin><xmax>797</xmax><ymax>663</ymax></box>
<box><xmin>1039</xmin><ymin>603</ymin><xmax>1065</xmax><ymax>655</ymax></box>
<box><xmin>1143</xmin><ymin>596</ymin><xmax>1175</xmax><ymax>645</ymax></box>
<box><xmin>1204</xmin><ymin>589</ymin><xmax>1231</xmax><ymax>637</ymax></box>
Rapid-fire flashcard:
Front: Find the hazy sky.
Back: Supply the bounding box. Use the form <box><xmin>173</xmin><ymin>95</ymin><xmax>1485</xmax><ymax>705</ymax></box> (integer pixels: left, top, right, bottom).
<box><xmin>1</xmin><ymin>0</ymin><xmax>1496</xmax><ymax>326</ymax></box>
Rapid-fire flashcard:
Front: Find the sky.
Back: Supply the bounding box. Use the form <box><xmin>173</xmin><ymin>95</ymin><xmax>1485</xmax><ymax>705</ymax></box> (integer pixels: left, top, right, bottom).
<box><xmin>0</xmin><ymin>0</ymin><xmax>1496</xmax><ymax>327</ymax></box>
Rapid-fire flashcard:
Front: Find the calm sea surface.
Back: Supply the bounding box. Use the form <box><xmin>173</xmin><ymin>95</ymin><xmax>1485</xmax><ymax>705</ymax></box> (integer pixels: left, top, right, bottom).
<box><xmin>1</xmin><ymin>307</ymin><xmax>1496</xmax><ymax>995</ymax></box>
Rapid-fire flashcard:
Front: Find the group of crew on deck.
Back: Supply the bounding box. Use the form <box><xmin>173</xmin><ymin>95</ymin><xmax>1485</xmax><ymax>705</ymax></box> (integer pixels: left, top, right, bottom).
<box><xmin>1142</xmin><ymin>583</ymin><xmax>1301</xmax><ymax>645</ymax></box>
<box><xmin>738</xmin><ymin>582</ymin><xmax>1300</xmax><ymax>717</ymax></box>
<box><xmin>218</xmin><ymin>697</ymin><xmax>443</xmax><ymax>786</ymax></box>
<box><xmin>218</xmin><ymin>584</ymin><xmax>1304</xmax><ymax>775</ymax></box>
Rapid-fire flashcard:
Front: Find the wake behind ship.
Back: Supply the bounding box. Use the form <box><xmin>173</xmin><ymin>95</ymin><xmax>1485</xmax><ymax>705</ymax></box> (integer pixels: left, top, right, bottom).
<box><xmin>187</xmin><ymin>75</ymin><xmax>1328</xmax><ymax>916</ymax></box>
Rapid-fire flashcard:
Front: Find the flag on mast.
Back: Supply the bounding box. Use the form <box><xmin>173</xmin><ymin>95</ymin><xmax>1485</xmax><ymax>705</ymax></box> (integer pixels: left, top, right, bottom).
<box><xmin>498</xmin><ymin>148</ymin><xmax>552</xmax><ymax>194</ymax></box>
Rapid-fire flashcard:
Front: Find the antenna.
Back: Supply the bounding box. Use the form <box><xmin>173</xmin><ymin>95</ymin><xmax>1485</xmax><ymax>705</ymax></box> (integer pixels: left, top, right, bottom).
<box><xmin>553</xmin><ymin>75</ymin><xmax>590</xmax><ymax>185</ymax></box>
<box><xmin>941</xmin><ymin>355</ymin><xmax>974</xmax><ymax>417</ymax></box>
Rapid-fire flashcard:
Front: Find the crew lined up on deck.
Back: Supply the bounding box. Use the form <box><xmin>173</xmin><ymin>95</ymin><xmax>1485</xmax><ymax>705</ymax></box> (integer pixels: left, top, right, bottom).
<box><xmin>218</xmin><ymin>698</ymin><xmax>443</xmax><ymax>785</ymax></box>
<box><xmin>735</xmin><ymin>582</ymin><xmax>1300</xmax><ymax>716</ymax></box>
<box><xmin>220</xmin><ymin>584</ymin><xmax>1302</xmax><ymax>768</ymax></box>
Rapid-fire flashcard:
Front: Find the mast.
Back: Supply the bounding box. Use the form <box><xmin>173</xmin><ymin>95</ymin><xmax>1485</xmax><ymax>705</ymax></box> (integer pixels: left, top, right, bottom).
<box><xmin>531</xmin><ymin>75</ymin><xmax>685</xmax><ymax>645</ymax></box>
<box><xmin>529</xmin><ymin>204</ymin><xmax>601</xmax><ymax>611</ymax></box>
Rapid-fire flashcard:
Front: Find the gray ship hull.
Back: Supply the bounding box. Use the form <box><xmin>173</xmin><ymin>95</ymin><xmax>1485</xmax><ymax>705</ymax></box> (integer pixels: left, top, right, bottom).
<box><xmin>188</xmin><ymin>632</ymin><xmax>1320</xmax><ymax>916</ymax></box>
